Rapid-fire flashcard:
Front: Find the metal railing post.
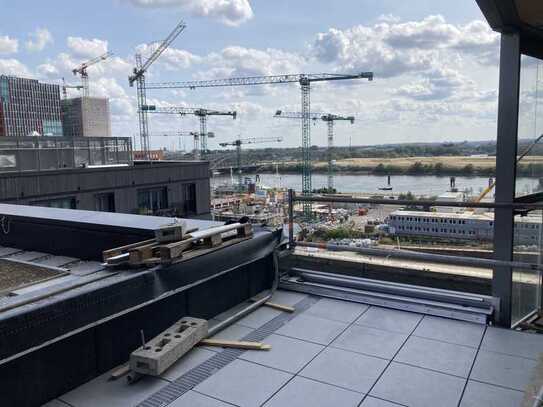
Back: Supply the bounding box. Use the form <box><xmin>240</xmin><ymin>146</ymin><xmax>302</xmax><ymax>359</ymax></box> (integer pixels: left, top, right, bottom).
<box><xmin>288</xmin><ymin>189</ymin><xmax>294</xmax><ymax>248</ymax></box>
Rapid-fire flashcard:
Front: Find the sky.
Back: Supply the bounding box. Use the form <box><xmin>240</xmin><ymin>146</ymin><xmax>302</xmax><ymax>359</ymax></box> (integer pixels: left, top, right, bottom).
<box><xmin>0</xmin><ymin>0</ymin><xmax>504</xmax><ymax>151</ymax></box>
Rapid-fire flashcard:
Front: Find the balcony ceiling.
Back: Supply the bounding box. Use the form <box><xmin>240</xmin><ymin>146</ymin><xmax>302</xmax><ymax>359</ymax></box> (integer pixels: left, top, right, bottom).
<box><xmin>477</xmin><ymin>0</ymin><xmax>543</xmax><ymax>58</ymax></box>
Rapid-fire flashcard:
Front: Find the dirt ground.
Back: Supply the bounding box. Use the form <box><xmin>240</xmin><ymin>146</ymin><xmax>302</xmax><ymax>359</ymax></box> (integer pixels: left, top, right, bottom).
<box><xmin>0</xmin><ymin>259</ymin><xmax>63</xmax><ymax>292</ymax></box>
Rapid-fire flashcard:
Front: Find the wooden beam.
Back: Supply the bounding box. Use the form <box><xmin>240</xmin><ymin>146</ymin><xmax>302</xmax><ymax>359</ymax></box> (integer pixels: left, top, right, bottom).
<box><xmin>199</xmin><ymin>339</ymin><xmax>271</xmax><ymax>351</ymax></box>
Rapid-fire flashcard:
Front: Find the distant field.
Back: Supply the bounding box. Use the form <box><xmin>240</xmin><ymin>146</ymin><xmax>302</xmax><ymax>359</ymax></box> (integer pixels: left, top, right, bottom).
<box><xmin>325</xmin><ymin>156</ymin><xmax>543</xmax><ymax>170</ymax></box>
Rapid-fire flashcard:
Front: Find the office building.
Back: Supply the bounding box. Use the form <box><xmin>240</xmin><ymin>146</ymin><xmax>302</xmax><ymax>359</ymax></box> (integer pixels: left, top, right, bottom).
<box><xmin>61</xmin><ymin>97</ymin><xmax>112</xmax><ymax>138</ymax></box>
<box><xmin>0</xmin><ymin>75</ymin><xmax>63</xmax><ymax>137</ymax></box>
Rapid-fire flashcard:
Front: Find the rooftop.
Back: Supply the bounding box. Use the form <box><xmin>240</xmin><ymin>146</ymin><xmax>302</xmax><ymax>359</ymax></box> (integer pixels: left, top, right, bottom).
<box><xmin>45</xmin><ymin>289</ymin><xmax>543</xmax><ymax>407</ymax></box>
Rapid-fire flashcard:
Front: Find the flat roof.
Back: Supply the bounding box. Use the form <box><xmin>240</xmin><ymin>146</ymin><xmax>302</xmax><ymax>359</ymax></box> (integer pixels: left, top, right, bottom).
<box><xmin>0</xmin><ymin>204</ymin><xmax>218</xmax><ymax>233</ymax></box>
<box><xmin>48</xmin><ymin>289</ymin><xmax>543</xmax><ymax>407</ymax></box>
<box><xmin>390</xmin><ymin>210</ymin><xmax>541</xmax><ymax>223</ymax></box>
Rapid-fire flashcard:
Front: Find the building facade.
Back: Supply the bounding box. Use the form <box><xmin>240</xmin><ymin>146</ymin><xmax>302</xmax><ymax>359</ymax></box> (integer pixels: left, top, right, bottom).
<box><xmin>387</xmin><ymin>210</ymin><xmax>541</xmax><ymax>245</ymax></box>
<box><xmin>0</xmin><ymin>75</ymin><xmax>63</xmax><ymax>137</ymax></box>
<box><xmin>0</xmin><ymin>160</ymin><xmax>211</xmax><ymax>217</ymax></box>
<box><xmin>61</xmin><ymin>97</ymin><xmax>112</xmax><ymax>138</ymax></box>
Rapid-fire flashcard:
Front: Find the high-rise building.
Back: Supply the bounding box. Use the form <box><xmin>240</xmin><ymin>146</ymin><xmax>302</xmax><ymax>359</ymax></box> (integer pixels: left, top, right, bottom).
<box><xmin>61</xmin><ymin>97</ymin><xmax>112</xmax><ymax>137</ymax></box>
<box><xmin>0</xmin><ymin>75</ymin><xmax>63</xmax><ymax>137</ymax></box>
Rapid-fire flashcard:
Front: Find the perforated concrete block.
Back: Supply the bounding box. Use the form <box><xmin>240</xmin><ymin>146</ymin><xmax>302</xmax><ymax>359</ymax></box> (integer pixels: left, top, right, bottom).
<box><xmin>130</xmin><ymin>317</ymin><xmax>208</xmax><ymax>376</ymax></box>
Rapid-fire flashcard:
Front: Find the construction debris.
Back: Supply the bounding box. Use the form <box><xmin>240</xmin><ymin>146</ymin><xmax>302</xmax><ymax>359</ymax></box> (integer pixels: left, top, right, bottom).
<box><xmin>199</xmin><ymin>339</ymin><xmax>271</xmax><ymax>351</ymax></box>
<box><xmin>130</xmin><ymin>317</ymin><xmax>208</xmax><ymax>376</ymax></box>
<box><xmin>103</xmin><ymin>222</ymin><xmax>253</xmax><ymax>267</ymax></box>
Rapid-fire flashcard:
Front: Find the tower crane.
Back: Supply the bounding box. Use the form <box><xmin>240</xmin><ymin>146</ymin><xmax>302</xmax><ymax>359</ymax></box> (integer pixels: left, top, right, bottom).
<box><xmin>275</xmin><ymin>111</ymin><xmax>354</xmax><ymax>191</ymax></box>
<box><xmin>128</xmin><ymin>20</ymin><xmax>187</xmax><ymax>160</ymax></box>
<box><xmin>219</xmin><ymin>136</ymin><xmax>283</xmax><ymax>191</ymax></box>
<box><xmin>61</xmin><ymin>77</ymin><xmax>84</xmax><ymax>99</ymax></box>
<box><xmin>147</xmin><ymin>131</ymin><xmax>215</xmax><ymax>159</ymax></box>
<box><xmin>145</xmin><ymin>71</ymin><xmax>373</xmax><ymax>216</ymax></box>
<box><xmin>142</xmin><ymin>105</ymin><xmax>236</xmax><ymax>155</ymax></box>
<box><xmin>72</xmin><ymin>51</ymin><xmax>113</xmax><ymax>97</ymax></box>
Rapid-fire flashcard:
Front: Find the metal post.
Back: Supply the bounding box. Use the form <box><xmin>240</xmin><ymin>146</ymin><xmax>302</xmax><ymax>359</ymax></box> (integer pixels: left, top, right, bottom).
<box><xmin>199</xmin><ymin>115</ymin><xmax>207</xmax><ymax>154</ymax></box>
<box><xmin>300</xmin><ymin>78</ymin><xmax>312</xmax><ymax>218</ymax></box>
<box><xmin>327</xmin><ymin>120</ymin><xmax>334</xmax><ymax>191</ymax></box>
<box><xmin>493</xmin><ymin>32</ymin><xmax>521</xmax><ymax>327</ymax></box>
<box><xmin>288</xmin><ymin>189</ymin><xmax>294</xmax><ymax>247</ymax></box>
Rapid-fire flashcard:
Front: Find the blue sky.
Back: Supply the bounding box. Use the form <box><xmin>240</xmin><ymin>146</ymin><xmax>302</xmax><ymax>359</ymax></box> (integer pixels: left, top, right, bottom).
<box><xmin>0</xmin><ymin>0</ymin><xmax>502</xmax><ymax>151</ymax></box>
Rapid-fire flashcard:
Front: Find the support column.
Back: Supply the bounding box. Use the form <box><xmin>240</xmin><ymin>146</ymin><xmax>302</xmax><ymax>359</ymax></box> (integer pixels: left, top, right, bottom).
<box><xmin>492</xmin><ymin>32</ymin><xmax>521</xmax><ymax>327</ymax></box>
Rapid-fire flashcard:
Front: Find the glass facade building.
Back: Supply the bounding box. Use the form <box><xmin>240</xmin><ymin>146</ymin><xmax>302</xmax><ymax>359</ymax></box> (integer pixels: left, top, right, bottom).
<box><xmin>0</xmin><ymin>75</ymin><xmax>63</xmax><ymax>137</ymax></box>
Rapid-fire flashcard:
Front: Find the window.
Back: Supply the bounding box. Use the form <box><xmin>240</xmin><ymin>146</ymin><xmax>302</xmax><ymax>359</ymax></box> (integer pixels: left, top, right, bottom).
<box><xmin>95</xmin><ymin>192</ymin><xmax>115</xmax><ymax>212</ymax></box>
<box><xmin>137</xmin><ymin>187</ymin><xmax>168</xmax><ymax>213</ymax></box>
<box><xmin>33</xmin><ymin>196</ymin><xmax>76</xmax><ymax>209</ymax></box>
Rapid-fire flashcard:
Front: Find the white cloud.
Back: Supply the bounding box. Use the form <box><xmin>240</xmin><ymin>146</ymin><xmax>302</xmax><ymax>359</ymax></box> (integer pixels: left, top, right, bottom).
<box><xmin>136</xmin><ymin>44</ymin><xmax>201</xmax><ymax>70</ymax></box>
<box><xmin>312</xmin><ymin>15</ymin><xmax>499</xmax><ymax>78</ymax></box>
<box><xmin>66</xmin><ymin>36</ymin><xmax>108</xmax><ymax>58</ymax></box>
<box><xmin>0</xmin><ymin>58</ymin><xmax>31</xmax><ymax>77</ymax></box>
<box><xmin>393</xmin><ymin>67</ymin><xmax>471</xmax><ymax>101</ymax></box>
<box><xmin>0</xmin><ymin>35</ymin><xmax>18</xmax><ymax>54</ymax></box>
<box><xmin>127</xmin><ymin>0</ymin><xmax>253</xmax><ymax>26</ymax></box>
<box><xmin>26</xmin><ymin>28</ymin><xmax>53</xmax><ymax>52</ymax></box>
<box><xmin>37</xmin><ymin>63</ymin><xmax>59</xmax><ymax>79</ymax></box>
<box><xmin>205</xmin><ymin>46</ymin><xmax>305</xmax><ymax>77</ymax></box>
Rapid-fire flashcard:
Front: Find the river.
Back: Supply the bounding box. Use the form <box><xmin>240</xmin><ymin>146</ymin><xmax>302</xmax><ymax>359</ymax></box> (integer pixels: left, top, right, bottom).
<box><xmin>211</xmin><ymin>172</ymin><xmax>542</xmax><ymax>196</ymax></box>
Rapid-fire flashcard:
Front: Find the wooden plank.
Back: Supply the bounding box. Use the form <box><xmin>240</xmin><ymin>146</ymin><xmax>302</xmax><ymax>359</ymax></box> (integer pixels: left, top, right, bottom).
<box><xmin>108</xmin><ymin>364</ymin><xmax>131</xmax><ymax>381</ymax></box>
<box><xmin>159</xmin><ymin>238</ymin><xmax>194</xmax><ymax>262</ymax></box>
<box><xmin>128</xmin><ymin>243</ymin><xmax>158</xmax><ymax>265</ymax></box>
<box><xmin>198</xmin><ymin>339</ymin><xmax>271</xmax><ymax>351</ymax></box>
<box><xmin>102</xmin><ymin>238</ymin><xmax>156</xmax><ymax>262</ymax></box>
<box><xmin>171</xmin><ymin>235</ymin><xmax>252</xmax><ymax>265</ymax></box>
<box><xmin>263</xmin><ymin>301</ymin><xmax>295</xmax><ymax>313</ymax></box>
<box><xmin>237</xmin><ymin>223</ymin><xmax>253</xmax><ymax>238</ymax></box>
<box><xmin>204</xmin><ymin>233</ymin><xmax>223</xmax><ymax>248</ymax></box>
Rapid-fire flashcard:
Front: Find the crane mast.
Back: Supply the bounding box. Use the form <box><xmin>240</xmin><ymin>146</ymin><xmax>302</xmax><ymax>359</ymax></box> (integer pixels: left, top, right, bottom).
<box><xmin>219</xmin><ymin>136</ymin><xmax>282</xmax><ymax>191</ymax></box>
<box><xmin>146</xmin><ymin>71</ymin><xmax>372</xmax><ymax>217</ymax></box>
<box><xmin>72</xmin><ymin>51</ymin><xmax>113</xmax><ymax>97</ymax></box>
<box><xmin>128</xmin><ymin>20</ymin><xmax>187</xmax><ymax>160</ymax></box>
<box><xmin>275</xmin><ymin>111</ymin><xmax>355</xmax><ymax>191</ymax></box>
<box><xmin>142</xmin><ymin>105</ymin><xmax>236</xmax><ymax>156</ymax></box>
<box><xmin>147</xmin><ymin>131</ymin><xmax>213</xmax><ymax>158</ymax></box>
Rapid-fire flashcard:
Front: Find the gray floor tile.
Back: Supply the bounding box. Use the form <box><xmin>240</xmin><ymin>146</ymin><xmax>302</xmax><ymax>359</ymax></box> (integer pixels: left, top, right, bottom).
<box><xmin>305</xmin><ymin>297</ymin><xmax>369</xmax><ymax>323</ymax></box>
<box><xmin>360</xmin><ymin>397</ymin><xmax>404</xmax><ymax>407</ymax></box>
<box><xmin>276</xmin><ymin>314</ymin><xmax>348</xmax><ymax>345</ymax></box>
<box><xmin>0</xmin><ymin>246</ymin><xmax>21</xmax><ymax>257</ymax></box>
<box><xmin>59</xmin><ymin>369</ymin><xmax>168</xmax><ymax>407</ymax></box>
<box><xmin>332</xmin><ymin>324</ymin><xmax>408</xmax><ymax>359</ymax></box>
<box><xmin>263</xmin><ymin>376</ymin><xmax>363</xmax><ymax>407</ymax></box>
<box><xmin>194</xmin><ymin>359</ymin><xmax>292</xmax><ymax>407</ymax></box>
<box><xmin>370</xmin><ymin>362</ymin><xmax>465</xmax><ymax>407</ymax></box>
<box><xmin>413</xmin><ymin>316</ymin><xmax>485</xmax><ymax>347</ymax></box>
<box><xmin>355</xmin><ymin>306</ymin><xmax>422</xmax><ymax>334</ymax></box>
<box><xmin>482</xmin><ymin>326</ymin><xmax>543</xmax><ymax>360</ymax></box>
<box><xmin>204</xmin><ymin>323</ymin><xmax>254</xmax><ymax>352</ymax></box>
<box><xmin>160</xmin><ymin>347</ymin><xmax>216</xmax><ymax>381</ymax></box>
<box><xmin>270</xmin><ymin>290</ymin><xmax>308</xmax><ymax>306</ymax></box>
<box><xmin>470</xmin><ymin>349</ymin><xmax>538</xmax><ymax>391</ymax></box>
<box><xmin>394</xmin><ymin>336</ymin><xmax>477</xmax><ymax>377</ymax></box>
<box><xmin>239</xmin><ymin>333</ymin><xmax>323</xmax><ymax>373</ymax></box>
<box><xmin>459</xmin><ymin>380</ymin><xmax>524</xmax><ymax>407</ymax></box>
<box><xmin>169</xmin><ymin>390</ymin><xmax>235</xmax><ymax>406</ymax></box>
<box><xmin>213</xmin><ymin>301</ymin><xmax>254</xmax><ymax>322</ymax></box>
<box><xmin>300</xmin><ymin>346</ymin><xmax>388</xmax><ymax>393</ymax></box>
<box><xmin>236</xmin><ymin>306</ymin><xmax>283</xmax><ymax>329</ymax></box>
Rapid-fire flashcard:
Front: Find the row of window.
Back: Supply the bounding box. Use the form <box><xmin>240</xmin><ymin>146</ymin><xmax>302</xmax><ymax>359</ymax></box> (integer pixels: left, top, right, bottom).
<box><xmin>390</xmin><ymin>215</ymin><xmax>477</xmax><ymax>225</ymax></box>
<box><xmin>397</xmin><ymin>225</ymin><xmax>476</xmax><ymax>235</ymax></box>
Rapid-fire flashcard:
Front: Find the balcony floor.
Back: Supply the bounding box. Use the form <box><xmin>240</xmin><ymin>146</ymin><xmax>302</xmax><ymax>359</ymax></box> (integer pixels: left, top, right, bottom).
<box><xmin>45</xmin><ymin>290</ymin><xmax>543</xmax><ymax>407</ymax></box>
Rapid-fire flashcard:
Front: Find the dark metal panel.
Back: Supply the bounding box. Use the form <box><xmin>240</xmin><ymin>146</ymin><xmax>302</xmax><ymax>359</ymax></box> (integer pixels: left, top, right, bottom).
<box><xmin>492</xmin><ymin>32</ymin><xmax>521</xmax><ymax>327</ymax></box>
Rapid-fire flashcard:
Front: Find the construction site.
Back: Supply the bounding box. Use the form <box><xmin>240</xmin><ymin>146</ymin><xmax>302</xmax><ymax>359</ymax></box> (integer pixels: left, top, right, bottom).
<box><xmin>1</xmin><ymin>1</ymin><xmax>543</xmax><ymax>406</ymax></box>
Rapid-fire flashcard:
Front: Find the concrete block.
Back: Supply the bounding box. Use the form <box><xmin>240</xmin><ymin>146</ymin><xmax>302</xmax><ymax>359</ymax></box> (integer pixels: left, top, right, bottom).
<box><xmin>155</xmin><ymin>220</ymin><xmax>187</xmax><ymax>243</ymax></box>
<box><xmin>130</xmin><ymin>317</ymin><xmax>208</xmax><ymax>376</ymax></box>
